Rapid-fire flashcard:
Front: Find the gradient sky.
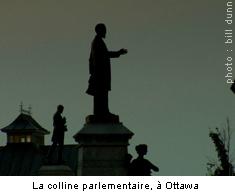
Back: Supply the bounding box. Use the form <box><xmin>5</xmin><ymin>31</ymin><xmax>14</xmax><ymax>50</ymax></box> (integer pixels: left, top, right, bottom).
<box><xmin>0</xmin><ymin>0</ymin><xmax>234</xmax><ymax>176</ymax></box>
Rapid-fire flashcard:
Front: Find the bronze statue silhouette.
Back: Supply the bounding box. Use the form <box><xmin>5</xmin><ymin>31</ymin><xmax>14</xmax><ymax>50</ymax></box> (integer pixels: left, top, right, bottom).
<box><xmin>128</xmin><ymin>144</ymin><xmax>159</xmax><ymax>176</ymax></box>
<box><xmin>47</xmin><ymin>105</ymin><xmax>67</xmax><ymax>164</ymax></box>
<box><xmin>86</xmin><ymin>23</ymin><xmax>127</xmax><ymax>118</ymax></box>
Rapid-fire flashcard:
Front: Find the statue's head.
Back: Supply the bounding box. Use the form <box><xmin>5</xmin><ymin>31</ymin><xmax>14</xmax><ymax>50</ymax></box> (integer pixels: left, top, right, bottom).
<box><xmin>135</xmin><ymin>144</ymin><xmax>148</xmax><ymax>156</ymax></box>
<box><xmin>95</xmin><ymin>23</ymin><xmax>106</xmax><ymax>38</ymax></box>
<box><xmin>57</xmin><ymin>105</ymin><xmax>64</xmax><ymax>113</ymax></box>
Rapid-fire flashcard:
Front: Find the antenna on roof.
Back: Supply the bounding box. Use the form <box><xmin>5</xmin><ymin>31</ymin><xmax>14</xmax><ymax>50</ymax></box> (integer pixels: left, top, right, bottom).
<box><xmin>20</xmin><ymin>102</ymin><xmax>32</xmax><ymax>115</ymax></box>
<box><xmin>20</xmin><ymin>102</ymin><xmax>23</xmax><ymax>113</ymax></box>
<box><xmin>28</xmin><ymin>105</ymin><xmax>32</xmax><ymax>115</ymax></box>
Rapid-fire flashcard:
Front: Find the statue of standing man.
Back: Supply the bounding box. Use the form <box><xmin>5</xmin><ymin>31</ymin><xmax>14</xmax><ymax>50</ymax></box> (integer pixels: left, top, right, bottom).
<box><xmin>86</xmin><ymin>23</ymin><xmax>127</xmax><ymax>119</ymax></box>
<box><xmin>47</xmin><ymin>105</ymin><xmax>67</xmax><ymax>164</ymax></box>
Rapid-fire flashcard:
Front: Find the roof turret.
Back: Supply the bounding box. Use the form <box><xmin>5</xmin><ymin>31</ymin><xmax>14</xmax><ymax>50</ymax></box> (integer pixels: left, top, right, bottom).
<box><xmin>1</xmin><ymin>103</ymin><xmax>50</xmax><ymax>145</ymax></box>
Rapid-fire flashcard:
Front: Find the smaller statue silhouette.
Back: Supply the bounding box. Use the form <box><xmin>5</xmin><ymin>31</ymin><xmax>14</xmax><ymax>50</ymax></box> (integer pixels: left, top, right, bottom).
<box><xmin>128</xmin><ymin>144</ymin><xmax>159</xmax><ymax>176</ymax></box>
<box><xmin>47</xmin><ymin>105</ymin><xmax>67</xmax><ymax>164</ymax></box>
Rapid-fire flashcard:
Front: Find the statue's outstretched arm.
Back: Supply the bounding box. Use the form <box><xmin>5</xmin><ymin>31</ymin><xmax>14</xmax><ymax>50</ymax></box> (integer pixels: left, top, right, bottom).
<box><xmin>150</xmin><ymin>162</ymin><xmax>159</xmax><ymax>172</ymax></box>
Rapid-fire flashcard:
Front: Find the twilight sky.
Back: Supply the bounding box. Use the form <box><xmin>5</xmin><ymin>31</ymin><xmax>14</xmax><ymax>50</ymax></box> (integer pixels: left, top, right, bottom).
<box><xmin>0</xmin><ymin>0</ymin><xmax>234</xmax><ymax>176</ymax></box>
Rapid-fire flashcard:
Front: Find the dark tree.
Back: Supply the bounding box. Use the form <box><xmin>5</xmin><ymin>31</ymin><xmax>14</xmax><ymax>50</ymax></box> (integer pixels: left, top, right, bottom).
<box><xmin>207</xmin><ymin>118</ymin><xmax>235</xmax><ymax>175</ymax></box>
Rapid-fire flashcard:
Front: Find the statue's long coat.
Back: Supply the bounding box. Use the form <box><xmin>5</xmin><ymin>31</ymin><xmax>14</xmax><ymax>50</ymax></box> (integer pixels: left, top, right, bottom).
<box><xmin>86</xmin><ymin>35</ymin><xmax>120</xmax><ymax>96</ymax></box>
<box><xmin>51</xmin><ymin>112</ymin><xmax>66</xmax><ymax>143</ymax></box>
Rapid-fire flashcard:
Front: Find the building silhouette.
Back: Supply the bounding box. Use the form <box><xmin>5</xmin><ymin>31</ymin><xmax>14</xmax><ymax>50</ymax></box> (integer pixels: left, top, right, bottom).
<box><xmin>0</xmin><ymin>104</ymin><xmax>134</xmax><ymax>176</ymax></box>
<box><xmin>0</xmin><ymin>106</ymin><xmax>77</xmax><ymax>176</ymax></box>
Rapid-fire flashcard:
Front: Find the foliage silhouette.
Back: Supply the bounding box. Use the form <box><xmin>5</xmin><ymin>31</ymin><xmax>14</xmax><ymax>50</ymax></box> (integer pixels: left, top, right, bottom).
<box><xmin>207</xmin><ymin>118</ymin><xmax>234</xmax><ymax>175</ymax></box>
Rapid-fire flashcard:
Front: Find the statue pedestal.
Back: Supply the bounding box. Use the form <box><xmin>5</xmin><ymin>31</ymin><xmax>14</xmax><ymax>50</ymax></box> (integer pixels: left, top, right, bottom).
<box><xmin>73</xmin><ymin>115</ymin><xmax>134</xmax><ymax>176</ymax></box>
<box><xmin>38</xmin><ymin>164</ymin><xmax>74</xmax><ymax>176</ymax></box>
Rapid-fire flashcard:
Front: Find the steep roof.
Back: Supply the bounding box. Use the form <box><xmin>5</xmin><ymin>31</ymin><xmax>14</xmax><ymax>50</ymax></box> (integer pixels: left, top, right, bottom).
<box><xmin>0</xmin><ymin>144</ymin><xmax>78</xmax><ymax>176</ymax></box>
<box><xmin>1</xmin><ymin>113</ymin><xmax>50</xmax><ymax>134</ymax></box>
<box><xmin>0</xmin><ymin>143</ymin><xmax>46</xmax><ymax>175</ymax></box>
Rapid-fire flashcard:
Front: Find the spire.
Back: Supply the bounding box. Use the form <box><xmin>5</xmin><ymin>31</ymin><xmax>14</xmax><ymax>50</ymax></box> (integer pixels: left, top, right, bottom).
<box><xmin>20</xmin><ymin>102</ymin><xmax>32</xmax><ymax>115</ymax></box>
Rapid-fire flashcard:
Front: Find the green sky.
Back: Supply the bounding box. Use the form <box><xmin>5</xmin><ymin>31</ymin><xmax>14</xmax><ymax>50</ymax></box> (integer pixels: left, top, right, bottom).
<box><xmin>0</xmin><ymin>0</ymin><xmax>234</xmax><ymax>175</ymax></box>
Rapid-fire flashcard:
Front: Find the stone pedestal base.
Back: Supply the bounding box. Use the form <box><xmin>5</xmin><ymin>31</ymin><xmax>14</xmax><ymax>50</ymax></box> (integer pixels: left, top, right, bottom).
<box><xmin>38</xmin><ymin>165</ymin><xmax>74</xmax><ymax>176</ymax></box>
<box><xmin>73</xmin><ymin>115</ymin><xmax>134</xmax><ymax>176</ymax></box>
